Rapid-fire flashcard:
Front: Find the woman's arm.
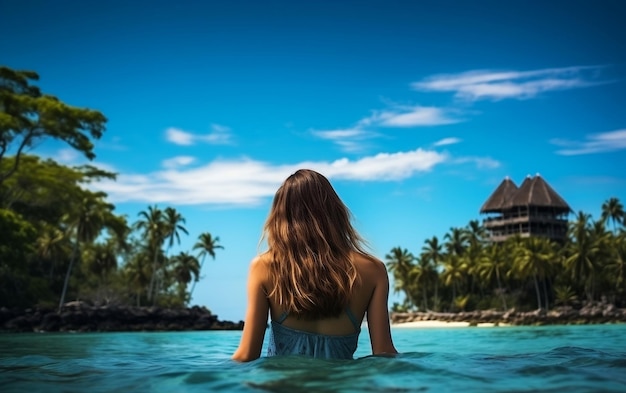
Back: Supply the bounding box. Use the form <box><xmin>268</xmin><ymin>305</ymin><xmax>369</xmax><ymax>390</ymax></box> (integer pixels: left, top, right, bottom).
<box><xmin>232</xmin><ymin>257</ymin><xmax>270</xmax><ymax>362</ymax></box>
<box><xmin>366</xmin><ymin>260</ymin><xmax>398</xmax><ymax>355</ymax></box>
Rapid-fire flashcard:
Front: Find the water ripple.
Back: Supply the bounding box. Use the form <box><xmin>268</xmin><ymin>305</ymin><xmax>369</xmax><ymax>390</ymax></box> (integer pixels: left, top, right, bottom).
<box><xmin>1</xmin><ymin>326</ymin><xmax>625</xmax><ymax>392</ymax></box>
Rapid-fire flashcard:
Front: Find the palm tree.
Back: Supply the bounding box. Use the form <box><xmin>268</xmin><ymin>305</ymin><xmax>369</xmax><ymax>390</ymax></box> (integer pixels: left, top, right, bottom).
<box><xmin>36</xmin><ymin>224</ymin><xmax>68</xmax><ymax>278</ymax></box>
<box><xmin>441</xmin><ymin>253</ymin><xmax>467</xmax><ymax>310</ymax></box>
<box><xmin>479</xmin><ymin>243</ymin><xmax>509</xmax><ymax>310</ymax></box>
<box><xmin>86</xmin><ymin>241</ymin><xmax>118</xmax><ymax>280</ymax></box>
<box><xmin>59</xmin><ymin>193</ymin><xmax>113</xmax><ymax>310</ymax></box>
<box><xmin>601</xmin><ymin>197</ymin><xmax>624</xmax><ymax>232</ymax></box>
<box><xmin>82</xmin><ymin>240</ymin><xmax>118</xmax><ymax>304</ymax></box>
<box><xmin>135</xmin><ymin>205</ymin><xmax>167</xmax><ymax>302</ymax></box>
<box><xmin>172</xmin><ymin>251</ymin><xmax>201</xmax><ymax>305</ymax></box>
<box><xmin>408</xmin><ymin>255</ymin><xmax>434</xmax><ymax>311</ymax></box>
<box><xmin>163</xmin><ymin>207</ymin><xmax>188</xmax><ymax>255</ymax></box>
<box><xmin>512</xmin><ymin>237</ymin><xmax>555</xmax><ymax>310</ymax></box>
<box><xmin>123</xmin><ymin>249</ymin><xmax>152</xmax><ymax>306</ymax></box>
<box><xmin>385</xmin><ymin>247</ymin><xmax>415</xmax><ymax>306</ymax></box>
<box><xmin>466</xmin><ymin>220</ymin><xmax>486</xmax><ymax>248</ymax></box>
<box><xmin>444</xmin><ymin>227</ymin><xmax>468</xmax><ymax>256</ymax></box>
<box><xmin>464</xmin><ymin>241</ymin><xmax>484</xmax><ymax>298</ymax></box>
<box><xmin>564</xmin><ymin>211</ymin><xmax>601</xmax><ymax>301</ymax></box>
<box><xmin>106</xmin><ymin>214</ymin><xmax>132</xmax><ymax>256</ymax></box>
<box><xmin>421</xmin><ymin>236</ymin><xmax>443</xmax><ymax>310</ymax></box>
<box><xmin>604</xmin><ymin>230</ymin><xmax>626</xmax><ymax>300</ymax></box>
<box><xmin>190</xmin><ymin>232</ymin><xmax>223</xmax><ymax>299</ymax></box>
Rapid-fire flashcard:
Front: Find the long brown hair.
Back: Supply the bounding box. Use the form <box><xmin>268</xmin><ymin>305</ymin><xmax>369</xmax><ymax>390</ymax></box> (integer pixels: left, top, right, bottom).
<box><xmin>262</xmin><ymin>169</ymin><xmax>369</xmax><ymax>319</ymax></box>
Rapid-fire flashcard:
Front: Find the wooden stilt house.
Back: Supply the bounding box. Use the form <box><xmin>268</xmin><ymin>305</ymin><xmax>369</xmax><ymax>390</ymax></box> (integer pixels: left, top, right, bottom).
<box><xmin>480</xmin><ymin>175</ymin><xmax>571</xmax><ymax>243</ymax></box>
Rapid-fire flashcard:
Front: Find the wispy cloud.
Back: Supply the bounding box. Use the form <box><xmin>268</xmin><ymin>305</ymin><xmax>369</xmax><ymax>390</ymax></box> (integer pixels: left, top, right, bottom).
<box><xmin>165</xmin><ymin>124</ymin><xmax>234</xmax><ymax>146</ymax></box>
<box><xmin>550</xmin><ymin>129</ymin><xmax>626</xmax><ymax>155</ymax></box>
<box><xmin>361</xmin><ymin>105</ymin><xmax>462</xmax><ymax>128</ymax></box>
<box><xmin>452</xmin><ymin>156</ymin><xmax>500</xmax><ymax>169</ymax></box>
<box><xmin>162</xmin><ymin>155</ymin><xmax>196</xmax><ymax>169</ymax></box>
<box><xmin>98</xmin><ymin>136</ymin><xmax>128</xmax><ymax>151</ymax></box>
<box><xmin>310</xmin><ymin>128</ymin><xmax>379</xmax><ymax>153</ymax></box>
<box><xmin>433</xmin><ymin>137</ymin><xmax>462</xmax><ymax>147</ymax></box>
<box><xmin>312</xmin><ymin>105</ymin><xmax>462</xmax><ymax>152</ymax></box>
<box><xmin>412</xmin><ymin>65</ymin><xmax>608</xmax><ymax>101</ymax></box>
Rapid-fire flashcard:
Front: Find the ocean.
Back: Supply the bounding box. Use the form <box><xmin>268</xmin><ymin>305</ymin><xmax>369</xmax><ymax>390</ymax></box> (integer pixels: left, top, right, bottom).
<box><xmin>1</xmin><ymin>324</ymin><xmax>625</xmax><ymax>392</ymax></box>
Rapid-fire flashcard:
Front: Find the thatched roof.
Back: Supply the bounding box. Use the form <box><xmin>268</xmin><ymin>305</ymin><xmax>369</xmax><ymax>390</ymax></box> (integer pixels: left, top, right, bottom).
<box><xmin>480</xmin><ymin>175</ymin><xmax>571</xmax><ymax>213</ymax></box>
<box><xmin>480</xmin><ymin>177</ymin><xmax>518</xmax><ymax>213</ymax></box>
<box><xmin>503</xmin><ymin>175</ymin><xmax>570</xmax><ymax>211</ymax></box>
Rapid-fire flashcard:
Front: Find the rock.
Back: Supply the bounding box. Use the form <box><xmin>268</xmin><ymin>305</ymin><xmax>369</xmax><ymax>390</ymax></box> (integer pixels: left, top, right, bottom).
<box><xmin>390</xmin><ymin>305</ymin><xmax>626</xmax><ymax>327</ymax></box>
<box><xmin>0</xmin><ymin>306</ymin><xmax>244</xmax><ymax>333</ymax></box>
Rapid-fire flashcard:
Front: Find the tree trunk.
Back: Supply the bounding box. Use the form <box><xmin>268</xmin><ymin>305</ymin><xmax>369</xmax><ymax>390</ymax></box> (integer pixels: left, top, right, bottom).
<box><xmin>541</xmin><ymin>277</ymin><xmax>550</xmax><ymax>310</ymax></box>
<box><xmin>147</xmin><ymin>246</ymin><xmax>159</xmax><ymax>302</ymax></box>
<box><xmin>533</xmin><ymin>274</ymin><xmax>542</xmax><ymax>310</ymax></box>
<box><xmin>189</xmin><ymin>255</ymin><xmax>206</xmax><ymax>299</ymax></box>
<box><xmin>434</xmin><ymin>265</ymin><xmax>439</xmax><ymax>311</ymax></box>
<box><xmin>59</xmin><ymin>241</ymin><xmax>79</xmax><ymax>311</ymax></box>
<box><xmin>496</xmin><ymin>270</ymin><xmax>507</xmax><ymax>311</ymax></box>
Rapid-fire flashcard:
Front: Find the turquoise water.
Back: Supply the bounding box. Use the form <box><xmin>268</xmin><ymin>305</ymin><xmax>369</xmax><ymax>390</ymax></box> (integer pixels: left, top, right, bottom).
<box><xmin>1</xmin><ymin>324</ymin><xmax>625</xmax><ymax>392</ymax></box>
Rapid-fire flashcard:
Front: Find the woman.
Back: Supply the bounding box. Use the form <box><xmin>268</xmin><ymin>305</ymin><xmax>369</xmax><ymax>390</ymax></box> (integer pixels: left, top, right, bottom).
<box><xmin>232</xmin><ymin>169</ymin><xmax>398</xmax><ymax>362</ymax></box>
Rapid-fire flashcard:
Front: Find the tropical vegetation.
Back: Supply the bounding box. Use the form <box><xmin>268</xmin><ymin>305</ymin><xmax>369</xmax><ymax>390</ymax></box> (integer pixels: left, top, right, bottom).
<box><xmin>386</xmin><ymin>199</ymin><xmax>626</xmax><ymax>313</ymax></box>
<box><xmin>0</xmin><ymin>66</ymin><xmax>222</xmax><ymax>310</ymax></box>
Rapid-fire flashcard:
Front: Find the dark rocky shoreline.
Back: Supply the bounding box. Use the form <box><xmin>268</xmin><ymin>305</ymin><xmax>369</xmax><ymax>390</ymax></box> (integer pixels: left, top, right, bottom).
<box><xmin>391</xmin><ymin>301</ymin><xmax>626</xmax><ymax>326</ymax></box>
<box><xmin>0</xmin><ymin>304</ymin><xmax>244</xmax><ymax>333</ymax></box>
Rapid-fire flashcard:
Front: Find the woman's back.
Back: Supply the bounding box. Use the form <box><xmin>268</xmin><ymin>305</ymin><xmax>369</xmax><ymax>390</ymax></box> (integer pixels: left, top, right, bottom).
<box><xmin>266</xmin><ymin>251</ymin><xmax>381</xmax><ymax>336</ymax></box>
<box><xmin>232</xmin><ymin>169</ymin><xmax>397</xmax><ymax>362</ymax></box>
<box><xmin>260</xmin><ymin>251</ymin><xmax>395</xmax><ymax>359</ymax></box>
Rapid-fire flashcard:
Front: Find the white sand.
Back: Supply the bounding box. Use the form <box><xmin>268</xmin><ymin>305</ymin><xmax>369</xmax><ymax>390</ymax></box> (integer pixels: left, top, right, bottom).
<box><xmin>392</xmin><ymin>320</ymin><xmax>510</xmax><ymax>328</ymax></box>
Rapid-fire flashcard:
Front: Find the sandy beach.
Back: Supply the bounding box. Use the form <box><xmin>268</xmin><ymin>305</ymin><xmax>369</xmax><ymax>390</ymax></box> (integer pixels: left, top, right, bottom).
<box><xmin>392</xmin><ymin>320</ymin><xmax>510</xmax><ymax>328</ymax></box>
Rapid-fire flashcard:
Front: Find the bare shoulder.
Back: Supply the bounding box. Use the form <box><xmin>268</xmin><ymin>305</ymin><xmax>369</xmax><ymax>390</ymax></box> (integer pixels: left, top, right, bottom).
<box><xmin>352</xmin><ymin>252</ymin><xmax>387</xmax><ymax>280</ymax></box>
<box><xmin>249</xmin><ymin>253</ymin><xmax>272</xmax><ymax>283</ymax></box>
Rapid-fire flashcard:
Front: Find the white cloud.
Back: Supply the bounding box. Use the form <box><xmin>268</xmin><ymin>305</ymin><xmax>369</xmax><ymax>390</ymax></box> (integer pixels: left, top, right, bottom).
<box><xmin>198</xmin><ymin>124</ymin><xmax>234</xmax><ymax>145</ymax></box>
<box><xmin>166</xmin><ymin>128</ymin><xmax>194</xmax><ymax>145</ymax></box>
<box><xmin>412</xmin><ymin>65</ymin><xmax>608</xmax><ymax>101</ymax></box>
<box><xmin>452</xmin><ymin>156</ymin><xmax>501</xmax><ymax>169</ymax></box>
<box><xmin>551</xmin><ymin>129</ymin><xmax>626</xmax><ymax>155</ymax></box>
<box><xmin>50</xmin><ymin>148</ymin><xmax>118</xmax><ymax>174</ymax></box>
<box><xmin>310</xmin><ymin>128</ymin><xmax>379</xmax><ymax>153</ymax></box>
<box><xmin>312</xmin><ymin>106</ymin><xmax>461</xmax><ymax>152</ymax></box>
<box><xmin>55</xmin><ymin>148</ymin><xmax>80</xmax><ymax>163</ymax></box>
<box><xmin>312</xmin><ymin>128</ymin><xmax>366</xmax><ymax>139</ymax></box>
<box><xmin>433</xmin><ymin>137</ymin><xmax>462</xmax><ymax>147</ymax></box>
<box><xmin>93</xmin><ymin>148</ymin><xmax>451</xmax><ymax>206</ymax></box>
<box><xmin>165</xmin><ymin>124</ymin><xmax>234</xmax><ymax>146</ymax></box>
<box><xmin>363</xmin><ymin>106</ymin><xmax>461</xmax><ymax>127</ymax></box>
<box><xmin>162</xmin><ymin>155</ymin><xmax>196</xmax><ymax>169</ymax></box>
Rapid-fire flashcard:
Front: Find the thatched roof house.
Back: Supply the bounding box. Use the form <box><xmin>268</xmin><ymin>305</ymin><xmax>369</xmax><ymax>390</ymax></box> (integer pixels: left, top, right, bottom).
<box><xmin>480</xmin><ymin>176</ymin><xmax>518</xmax><ymax>213</ymax></box>
<box><xmin>480</xmin><ymin>174</ymin><xmax>571</xmax><ymax>242</ymax></box>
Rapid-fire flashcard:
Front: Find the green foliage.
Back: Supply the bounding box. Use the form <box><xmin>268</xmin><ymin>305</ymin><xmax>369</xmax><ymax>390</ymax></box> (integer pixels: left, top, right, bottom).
<box><xmin>0</xmin><ymin>66</ymin><xmax>107</xmax><ymax>185</ymax></box>
<box><xmin>0</xmin><ymin>208</ymin><xmax>36</xmax><ymax>264</ymax></box>
<box><xmin>554</xmin><ymin>285</ymin><xmax>578</xmax><ymax>306</ymax></box>
<box><xmin>0</xmin><ymin>208</ymin><xmax>37</xmax><ymax>307</ymax></box>
<box><xmin>0</xmin><ymin>66</ymin><xmax>223</xmax><ymax>309</ymax></box>
<box><xmin>454</xmin><ymin>294</ymin><xmax>470</xmax><ymax>311</ymax></box>
<box><xmin>387</xmin><ymin>198</ymin><xmax>626</xmax><ymax>313</ymax></box>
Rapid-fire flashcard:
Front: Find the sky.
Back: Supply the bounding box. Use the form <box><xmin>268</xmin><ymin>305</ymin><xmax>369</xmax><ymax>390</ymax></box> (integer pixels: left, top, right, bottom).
<box><xmin>1</xmin><ymin>0</ymin><xmax>625</xmax><ymax>322</ymax></box>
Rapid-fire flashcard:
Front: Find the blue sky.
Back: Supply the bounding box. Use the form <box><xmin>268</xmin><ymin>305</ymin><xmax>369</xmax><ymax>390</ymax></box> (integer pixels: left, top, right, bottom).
<box><xmin>2</xmin><ymin>0</ymin><xmax>625</xmax><ymax>321</ymax></box>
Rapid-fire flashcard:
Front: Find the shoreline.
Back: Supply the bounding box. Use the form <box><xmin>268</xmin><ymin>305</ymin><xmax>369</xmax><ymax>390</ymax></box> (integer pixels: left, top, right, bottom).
<box><xmin>391</xmin><ymin>301</ymin><xmax>626</xmax><ymax>327</ymax></box>
<box><xmin>392</xmin><ymin>320</ymin><xmax>510</xmax><ymax>328</ymax></box>
<box><xmin>0</xmin><ymin>304</ymin><xmax>244</xmax><ymax>333</ymax></box>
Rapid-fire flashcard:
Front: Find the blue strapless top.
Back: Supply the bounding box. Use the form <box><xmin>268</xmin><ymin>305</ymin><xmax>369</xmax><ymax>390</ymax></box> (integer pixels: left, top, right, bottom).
<box><xmin>267</xmin><ymin>308</ymin><xmax>361</xmax><ymax>359</ymax></box>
